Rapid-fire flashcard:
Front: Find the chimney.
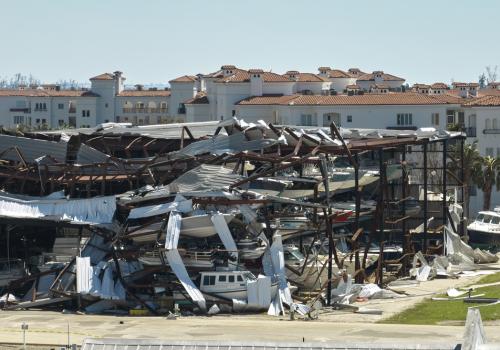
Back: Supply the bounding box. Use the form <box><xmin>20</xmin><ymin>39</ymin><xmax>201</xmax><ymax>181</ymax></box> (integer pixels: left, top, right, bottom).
<box><xmin>249</xmin><ymin>69</ymin><xmax>263</xmax><ymax>96</ymax></box>
<box><xmin>194</xmin><ymin>74</ymin><xmax>203</xmax><ymax>95</ymax></box>
<box><xmin>113</xmin><ymin>71</ymin><xmax>125</xmax><ymax>93</ymax></box>
<box><xmin>221</xmin><ymin>65</ymin><xmax>236</xmax><ymax>77</ymax></box>
<box><xmin>453</xmin><ymin>83</ymin><xmax>469</xmax><ymax>98</ymax></box>
<box><xmin>135</xmin><ymin>84</ymin><xmax>143</xmax><ymax>91</ymax></box>
<box><xmin>373</xmin><ymin>71</ymin><xmax>384</xmax><ymax>83</ymax></box>
<box><xmin>468</xmin><ymin>83</ymin><xmax>479</xmax><ymax>97</ymax></box>
<box><xmin>285</xmin><ymin>70</ymin><xmax>299</xmax><ymax>81</ymax></box>
<box><xmin>318</xmin><ymin>67</ymin><xmax>331</xmax><ymax>77</ymax></box>
<box><xmin>55</xmin><ymin>85</ymin><xmax>61</xmax><ymax>91</ymax></box>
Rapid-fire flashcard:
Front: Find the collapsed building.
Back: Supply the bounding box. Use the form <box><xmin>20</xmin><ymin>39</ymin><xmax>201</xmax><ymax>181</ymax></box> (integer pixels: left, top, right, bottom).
<box><xmin>0</xmin><ymin>118</ymin><xmax>496</xmax><ymax>316</ymax></box>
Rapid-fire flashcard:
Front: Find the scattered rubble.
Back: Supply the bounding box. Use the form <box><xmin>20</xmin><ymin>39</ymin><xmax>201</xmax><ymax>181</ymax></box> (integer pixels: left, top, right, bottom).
<box><xmin>0</xmin><ymin>118</ymin><xmax>497</xmax><ymax>317</ymax></box>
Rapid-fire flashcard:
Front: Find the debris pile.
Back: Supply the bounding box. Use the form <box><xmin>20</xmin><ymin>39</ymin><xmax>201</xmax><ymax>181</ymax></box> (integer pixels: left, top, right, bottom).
<box><xmin>0</xmin><ymin>118</ymin><xmax>496</xmax><ymax>316</ymax></box>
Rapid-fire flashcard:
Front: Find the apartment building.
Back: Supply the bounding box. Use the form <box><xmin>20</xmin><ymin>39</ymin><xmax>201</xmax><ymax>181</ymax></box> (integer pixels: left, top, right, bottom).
<box><xmin>0</xmin><ymin>71</ymin><xmax>172</xmax><ymax>129</ymax></box>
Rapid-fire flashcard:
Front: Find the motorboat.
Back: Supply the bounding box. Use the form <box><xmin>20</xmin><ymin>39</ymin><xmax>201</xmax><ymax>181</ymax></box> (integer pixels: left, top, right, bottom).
<box><xmin>198</xmin><ymin>270</ymin><xmax>278</xmax><ymax>301</ymax></box>
<box><xmin>126</xmin><ymin>213</ymin><xmax>235</xmax><ymax>243</ymax></box>
<box><xmin>236</xmin><ymin>237</ymin><xmax>267</xmax><ymax>260</ymax></box>
<box><xmin>140</xmin><ymin>249</ymin><xmax>215</xmax><ymax>270</ymax></box>
<box><xmin>467</xmin><ymin>208</ymin><xmax>500</xmax><ymax>246</ymax></box>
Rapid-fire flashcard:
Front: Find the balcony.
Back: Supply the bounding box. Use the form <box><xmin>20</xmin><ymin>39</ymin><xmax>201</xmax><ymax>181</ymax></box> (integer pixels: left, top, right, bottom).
<box><xmin>122</xmin><ymin>107</ymin><xmax>168</xmax><ymax>113</ymax></box>
<box><xmin>34</xmin><ymin>108</ymin><xmax>47</xmax><ymax>112</ymax></box>
<box><xmin>69</xmin><ymin>108</ymin><xmax>77</xmax><ymax>114</ymax></box>
<box><xmin>483</xmin><ymin>129</ymin><xmax>500</xmax><ymax>134</ymax></box>
<box><xmin>10</xmin><ymin>108</ymin><xmax>30</xmax><ymax>113</ymax></box>
<box><xmin>465</xmin><ymin>127</ymin><xmax>477</xmax><ymax>137</ymax></box>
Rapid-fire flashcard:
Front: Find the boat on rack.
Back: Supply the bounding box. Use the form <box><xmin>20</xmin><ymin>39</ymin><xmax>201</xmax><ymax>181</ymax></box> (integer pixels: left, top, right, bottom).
<box><xmin>467</xmin><ymin>208</ymin><xmax>500</xmax><ymax>246</ymax></box>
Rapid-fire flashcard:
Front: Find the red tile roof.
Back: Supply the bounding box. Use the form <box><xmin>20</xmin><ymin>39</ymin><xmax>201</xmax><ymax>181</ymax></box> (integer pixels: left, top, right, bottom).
<box><xmin>294</xmin><ymin>73</ymin><xmax>330</xmax><ymax>82</ymax></box>
<box><xmin>463</xmin><ymin>95</ymin><xmax>500</xmax><ymax>107</ymax></box>
<box><xmin>90</xmin><ymin>73</ymin><xmax>115</xmax><ymax>81</ymax></box>
<box><xmin>216</xmin><ymin>69</ymin><xmax>291</xmax><ymax>83</ymax></box>
<box><xmin>184</xmin><ymin>92</ymin><xmax>210</xmax><ymax>105</ymax></box>
<box><xmin>479</xmin><ymin>88</ymin><xmax>500</xmax><ymax>97</ymax></box>
<box><xmin>169</xmin><ymin>75</ymin><xmax>197</xmax><ymax>83</ymax></box>
<box><xmin>412</xmin><ymin>83</ymin><xmax>431</xmax><ymax>89</ymax></box>
<box><xmin>431</xmin><ymin>83</ymin><xmax>448</xmax><ymax>89</ymax></box>
<box><xmin>0</xmin><ymin>89</ymin><xmax>99</xmax><ymax>97</ymax></box>
<box><xmin>118</xmin><ymin>90</ymin><xmax>171</xmax><ymax>97</ymax></box>
<box><xmin>328</xmin><ymin>69</ymin><xmax>351</xmax><ymax>78</ymax></box>
<box><xmin>357</xmin><ymin>71</ymin><xmax>405</xmax><ymax>82</ymax></box>
<box><xmin>237</xmin><ymin>92</ymin><xmax>450</xmax><ymax>106</ymax></box>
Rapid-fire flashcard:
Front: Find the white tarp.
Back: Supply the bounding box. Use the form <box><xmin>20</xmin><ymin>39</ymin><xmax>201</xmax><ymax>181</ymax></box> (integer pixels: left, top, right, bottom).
<box><xmin>76</xmin><ymin>257</ymin><xmax>92</xmax><ymax>293</ymax></box>
<box><xmin>166</xmin><ymin>249</ymin><xmax>206</xmax><ymax>311</ymax></box>
<box><xmin>128</xmin><ymin>194</ymin><xmax>192</xmax><ymax>219</ymax></box>
<box><xmin>211</xmin><ymin>213</ymin><xmax>238</xmax><ymax>260</ymax></box>
<box><xmin>266</xmin><ymin>234</ymin><xmax>292</xmax><ymax>316</ymax></box>
<box><xmin>165</xmin><ymin>211</ymin><xmax>182</xmax><ymax>250</ymax></box>
<box><xmin>247</xmin><ymin>275</ymin><xmax>272</xmax><ymax>309</ymax></box>
<box><xmin>0</xmin><ymin>193</ymin><xmax>116</xmax><ymax>224</ymax></box>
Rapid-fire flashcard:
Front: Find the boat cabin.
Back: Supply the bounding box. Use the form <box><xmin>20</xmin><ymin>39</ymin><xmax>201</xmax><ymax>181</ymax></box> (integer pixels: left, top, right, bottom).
<box><xmin>199</xmin><ymin>271</ymin><xmax>256</xmax><ymax>293</ymax></box>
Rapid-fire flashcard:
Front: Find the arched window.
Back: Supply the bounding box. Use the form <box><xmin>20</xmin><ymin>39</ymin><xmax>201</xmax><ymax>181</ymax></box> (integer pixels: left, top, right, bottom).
<box><xmin>148</xmin><ymin>101</ymin><xmax>157</xmax><ymax>112</ymax></box>
<box><xmin>486</xmin><ymin>118</ymin><xmax>491</xmax><ymax>129</ymax></box>
<box><xmin>493</xmin><ymin>118</ymin><xmax>498</xmax><ymax>129</ymax></box>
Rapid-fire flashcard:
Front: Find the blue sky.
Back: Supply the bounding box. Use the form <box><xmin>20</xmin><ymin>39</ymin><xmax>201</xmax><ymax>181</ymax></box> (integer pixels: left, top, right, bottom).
<box><xmin>1</xmin><ymin>0</ymin><xmax>498</xmax><ymax>85</ymax></box>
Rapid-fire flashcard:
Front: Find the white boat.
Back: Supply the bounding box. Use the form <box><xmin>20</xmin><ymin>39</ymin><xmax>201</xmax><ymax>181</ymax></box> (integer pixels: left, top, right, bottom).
<box><xmin>139</xmin><ymin>249</ymin><xmax>214</xmax><ymax>269</ymax></box>
<box><xmin>199</xmin><ymin>270</ymin><xmax>278</xmax><ymax>301</ymax></box>
<box><xmin>126</xmin><ymin>213</ymin><xmax>235</xmax><ymax>243</ymax></box>
<box><xmin>236</xmin><ymin>238</ymin><xmax>267</xmax><ymax>260</ymax></box>
<box><xmin>467</xmin><ymin>208</ymin><xmax>500</xmax><ymax>246</ymax></box>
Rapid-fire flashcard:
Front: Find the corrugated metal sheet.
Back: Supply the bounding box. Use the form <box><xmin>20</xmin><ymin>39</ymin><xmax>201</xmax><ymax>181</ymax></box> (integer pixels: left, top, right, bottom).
<box><xmin>76</xmin><ymin>143</ymin><xmax>110</xmax><ymax>164</ymax></box>
<box><xmin>173</xmin><ymin>133</ymin><xmax>278</xmax><ymax>158</ymax></box>
<box><xmin>167</xmin><ymin>164</ymin><xmax>244</xmax><ymax>192</ymax></box>
<box><xmin>0</xmin><ymin>134</ymin><xmax>68</xmax><ymax>163</ymax></box>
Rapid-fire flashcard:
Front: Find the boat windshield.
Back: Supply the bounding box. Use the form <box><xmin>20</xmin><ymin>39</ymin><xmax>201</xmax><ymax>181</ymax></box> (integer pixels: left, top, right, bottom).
<box><xmin>284</xmin><ymin>248</ymin><xmax>305</xmax><ymax>261</ymax></box>
<box><xmin>491</xmin><ymin>216</ymin><xmax>500</xmax><ymax>225</ymax></box>
<box><xmin>242</xmin><ymin>271</ymin><xmax>256</xmax><ymax>281</ymax></box>
<box><xmin>482</xmin><ymin>215</ymin><xmax>493</xmax><ymax>223</ymax></box>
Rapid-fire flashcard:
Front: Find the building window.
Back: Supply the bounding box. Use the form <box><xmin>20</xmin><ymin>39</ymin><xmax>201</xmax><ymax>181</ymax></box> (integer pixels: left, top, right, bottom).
<box><xmin>82</xmin><ymin>110</ymin><xmax>85</xmax><ymax>117</ymax></box>
<box><xmin>458</xmin><ymin>111</ymin><xmax>465</xmax><ymax>126</ymax></box>
<box><xmin>86</xmin><ymin>110</ymin><xmax>90</xmax><ymax>117</ymax></box>
<box><xmin>431</xmin><ymin>113</ymin><xmax>439</xmax><ymax>125</ymax></box>
<box><xmin>36</xmin><ymin>119</ymin><xmax>40</xmax><ymax>124</ymax></box>
<box><xmin>58</xmin><ymin>119</ymin><xmax>64</xmax><ymax>126</ymax></box>
<box><xmin>486</xmin><ymin>147</ymin><xmax>494</xmax><ymax>157</ymax></box>
<box><xmin>447</xmin><ymin>110</ymin><xmax>455</xmax><ymax>125</ymax></box>
<box><xmin>58</xmin><ymin>103</ymin><xmax>64</xmax><ymax>109</ymax></box>
<box><xmin>347</xmin><ymin>115</ymin><xmax>352</xmax><ymax>123</ymax></box>
<box><xmin>301</xmin><ymin>114</ymin><xmax>316</xmax><ymax>126</ymax></box>
<box><xmin>13</xmin><ymin>116</ymin><xmax>24</xmax><ymax>124</ymax></box>
<box><xmin>397</xmin><ymin>113</ymin><xmax>413</xmax><ymax>126</ymax></box>
<box><xmin>493</xmin><ymin>119</ymin><xmax>498</xmax><ymax>129</ymax></box>
<box><xmin>105</xmin><ymin>103</ymin><xmax>109</xmax><ymax>108</ymax></box>
<box><xmin>41</xmin><ymin>119</ymin><xmax>46</xmax><ymax>124</ymax></box>
<box><xmin>486</xmin><ymin>119</ymin><xmax>491</xmax><ymax>129</ymax></box>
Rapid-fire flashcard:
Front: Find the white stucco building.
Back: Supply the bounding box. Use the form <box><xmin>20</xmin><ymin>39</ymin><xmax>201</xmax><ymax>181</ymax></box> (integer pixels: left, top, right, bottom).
<box><xmin>0</xmin><ymin>71</ymin><xmax>171</xmax><ymax>129</ymax></box>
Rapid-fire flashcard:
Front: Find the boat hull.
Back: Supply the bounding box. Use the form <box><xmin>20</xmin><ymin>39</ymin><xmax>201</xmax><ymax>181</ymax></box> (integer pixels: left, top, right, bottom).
<box><xmin>467</xmin><ymin>228</ymin><xmax>500</xmax><ymax>246</ymax></box>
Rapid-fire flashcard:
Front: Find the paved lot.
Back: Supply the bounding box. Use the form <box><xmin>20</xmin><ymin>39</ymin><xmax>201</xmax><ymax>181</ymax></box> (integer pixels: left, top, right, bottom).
<box><xmin>1</xmin><ymin>267</ymin><xmax>500</xmax><ymax>347</ymax></box>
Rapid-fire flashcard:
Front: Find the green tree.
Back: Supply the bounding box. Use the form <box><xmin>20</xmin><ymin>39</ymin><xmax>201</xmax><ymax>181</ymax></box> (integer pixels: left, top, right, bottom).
<box><xmin>449</xmin><ymin>141</ymin><xmax>482</xmax><ymax>218</ymax></box>
<box><xmin>474</xmin><ymin>156</ymin><xmax>500</xmax><ymax>210</ymax></box>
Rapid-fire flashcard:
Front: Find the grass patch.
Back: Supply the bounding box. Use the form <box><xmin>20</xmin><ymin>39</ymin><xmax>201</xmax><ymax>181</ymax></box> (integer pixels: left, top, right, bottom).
<box><xmin>474</xmin><ymin>272</ymin><xmax>500</xmax><ymax>285</ymax></box>
<box><xmin>382</xmin><ymin>285</ymin><xmax>500</xmax><ymax>325</ymax></box>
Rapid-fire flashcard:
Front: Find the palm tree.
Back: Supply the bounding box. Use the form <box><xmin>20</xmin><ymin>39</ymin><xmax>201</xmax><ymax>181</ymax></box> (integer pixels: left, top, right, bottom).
<box><xmin>474</xmin><ymin>156</ymin><xmax>500</xmax><ymax>210</ymax></box>
<box><xmin>449</xmin><ymin>141</ymin><xmax>482</xmax><ymax>218</ymax></box>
